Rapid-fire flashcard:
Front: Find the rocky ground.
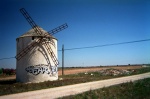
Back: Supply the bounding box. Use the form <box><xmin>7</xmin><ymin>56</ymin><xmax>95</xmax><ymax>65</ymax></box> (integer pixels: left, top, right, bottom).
<box><xmin>98</xmin><ymin>68</ymin><xmax>134</xmax><ymax>76</ymax></box>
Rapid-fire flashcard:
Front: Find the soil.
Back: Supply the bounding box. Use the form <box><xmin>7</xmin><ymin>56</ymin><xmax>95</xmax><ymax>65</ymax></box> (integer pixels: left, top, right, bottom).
<box><xmin>0</xmin><ymin>65</ymin><xmax>142</xmax><ymax>81</ymax></box>
<box><xmin>58</xmin><ymin>65</ymin><xmax>142</xmax><ymax>75</ymax></box>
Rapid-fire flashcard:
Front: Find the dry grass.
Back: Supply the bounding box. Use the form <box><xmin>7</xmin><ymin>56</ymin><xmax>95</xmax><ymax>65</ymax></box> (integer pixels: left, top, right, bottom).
<box><xmin>0</xmin><ymin>65</ymin><xmax>142</xmax><ymax>80</ymax></box>
<box><xmin>61</xmin><ymin>78</ymin><xmax>150</xmax><ymax>99</ymax></box>
<box><xmin>0</xmin><ymin>66</ymin><xmax>149</xmax><ymax>96</ymax></box>
<box><xmin>58</xmin><ymin>65</ymin><xmax>142</xmax><ymax>75</ymax></box>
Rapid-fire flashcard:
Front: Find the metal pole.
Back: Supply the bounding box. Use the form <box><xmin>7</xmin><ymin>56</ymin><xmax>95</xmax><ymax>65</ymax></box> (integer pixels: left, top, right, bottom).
<box><xmin>62</xmin><ymin>44</ymin><xmax>64</xmax><ymax>75</ymax></box>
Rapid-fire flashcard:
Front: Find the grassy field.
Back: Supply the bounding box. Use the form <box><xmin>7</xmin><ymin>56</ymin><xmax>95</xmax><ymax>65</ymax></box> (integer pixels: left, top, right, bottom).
<box><xmin>61</xmin><ymin>78</ymin><xmax>150</xmax><ymax>99</ymax></box>
<box><xmin>0</xmin><ymin>67</ymin><xmax>150</xmax><ymax>96</ymax></box>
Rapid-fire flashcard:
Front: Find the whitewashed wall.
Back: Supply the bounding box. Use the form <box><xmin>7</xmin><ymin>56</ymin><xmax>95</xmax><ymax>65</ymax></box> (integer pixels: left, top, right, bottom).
<box><xmin>16</xmin><ymin>36</ymin><xmax>58</xmax><ymax>83</ymax></box>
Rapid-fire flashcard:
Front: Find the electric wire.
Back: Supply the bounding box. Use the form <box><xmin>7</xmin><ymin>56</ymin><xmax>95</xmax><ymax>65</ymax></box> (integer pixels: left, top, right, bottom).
<box><xmin>58</xmin><ymin>38</ymin><xmax>150</xmax><ymax>51</ymax></box>
<box><xmin>0</xmin><ymin>38</ymin><xmax>150</xmax><ymax>60</ymax></box>
<box><xmin>0</xmin><ymin>57</ymin><xmax>15</xmax><ymax>60</ymax></box>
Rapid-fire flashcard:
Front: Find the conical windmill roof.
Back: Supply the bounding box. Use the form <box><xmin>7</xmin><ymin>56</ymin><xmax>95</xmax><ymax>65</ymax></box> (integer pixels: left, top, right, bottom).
<box><xmin>18</xmin><ymin>26</ymin><xmax>55</xmax><ymax>39</ymax></box>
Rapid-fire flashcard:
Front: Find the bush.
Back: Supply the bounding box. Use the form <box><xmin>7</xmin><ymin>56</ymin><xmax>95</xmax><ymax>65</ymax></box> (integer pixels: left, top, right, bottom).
<box><xmin>1</xmin><ymin>68</ymin><xmax>15</xmax><ymax>75</ymax></box>
<box><xmin>0</xmin><ymin>68</ymin><xmax>2</xmax><ymax>75</ymax></box>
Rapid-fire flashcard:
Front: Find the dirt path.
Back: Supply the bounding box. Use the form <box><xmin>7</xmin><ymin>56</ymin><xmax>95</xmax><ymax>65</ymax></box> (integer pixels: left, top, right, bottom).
<box><xmin>0</xmin><ymin>72</ymin><xmax>149</xmax><ymax>99</ymax></box>
<box><xmin>0</xmin><ymin>76</ymin><xmax>16</xmax><ymax>81</ymax></box>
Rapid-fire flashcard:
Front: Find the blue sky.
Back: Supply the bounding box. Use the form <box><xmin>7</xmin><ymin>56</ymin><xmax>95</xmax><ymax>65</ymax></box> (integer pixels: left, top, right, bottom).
<box><xmin>0</xmin><ymin>0</ymin><xmax>150</xmax><ymax>68</ymax></box>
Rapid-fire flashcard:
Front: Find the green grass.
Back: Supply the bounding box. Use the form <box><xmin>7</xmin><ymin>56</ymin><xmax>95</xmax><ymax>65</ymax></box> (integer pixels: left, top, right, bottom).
<box><xmin>0</xmin><ymin>67</ymin><xmax>150</xmax><ymax>96</ymax></box>
<box><xmin>61</xmin><ymin>78</ymin><xmax>150</xmax><ymax>99</ymax></box>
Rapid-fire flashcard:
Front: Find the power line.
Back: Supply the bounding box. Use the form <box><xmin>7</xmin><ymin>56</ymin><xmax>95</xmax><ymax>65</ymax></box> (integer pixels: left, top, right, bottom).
<box><xmin>0</xmin><ymin>38</ymin><xmax>150</xmax><ymax>60</ymax></box>
<box><xmin>0</xmin><ymin>57</ymin><xmax>15</xmax><ymax>60</ymax></box>
<box><xmin>58</xmin><ymin>38</ymin><xmax>150</xmax><ymax>51</ymax></box>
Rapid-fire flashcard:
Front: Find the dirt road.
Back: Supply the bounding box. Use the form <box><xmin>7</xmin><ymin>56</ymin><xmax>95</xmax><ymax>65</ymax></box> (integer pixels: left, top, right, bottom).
<box><xmin>0</xmin><ymin>72</ymin><xmax>149</xmax><ymax>99</ymax></box>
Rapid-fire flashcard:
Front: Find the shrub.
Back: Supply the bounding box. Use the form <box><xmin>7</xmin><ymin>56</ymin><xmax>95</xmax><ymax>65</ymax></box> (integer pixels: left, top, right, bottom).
<box><xmin>0</xmin><ymin>68</ymin><xmax>2</xmax><ymax>74</ymax></box>
<box><xmin>1</xmin><ymin>68</ymin><xmax>15</xmax><ymax>75</ymax></box>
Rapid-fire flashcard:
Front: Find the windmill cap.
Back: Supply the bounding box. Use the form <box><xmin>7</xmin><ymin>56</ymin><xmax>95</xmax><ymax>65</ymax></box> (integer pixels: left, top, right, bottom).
<box><xmin>17</xmin><ymin>26</ymin><xmax>57</xmax><ymax>39</ymax></box>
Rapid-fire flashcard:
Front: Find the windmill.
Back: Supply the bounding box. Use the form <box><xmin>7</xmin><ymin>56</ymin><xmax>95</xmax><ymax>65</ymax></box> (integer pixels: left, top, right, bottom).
<box><xmin>16</xmin><ymin>8</ymin><xmax>68</xmax><ymax>83</ymax></box>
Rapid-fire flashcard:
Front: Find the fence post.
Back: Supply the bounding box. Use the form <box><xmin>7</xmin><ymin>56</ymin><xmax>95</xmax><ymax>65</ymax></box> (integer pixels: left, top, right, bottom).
<box><xmin>62</xmin><ymin>44</ymin><xmax>64</xmax><ymax>75</ymax></box>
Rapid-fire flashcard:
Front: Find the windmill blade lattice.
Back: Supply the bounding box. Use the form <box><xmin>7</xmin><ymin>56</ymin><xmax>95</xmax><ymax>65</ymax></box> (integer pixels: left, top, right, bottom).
<box><xmin>16</xmin><ymin>8</ymin><xmax>68</xmax><ymax>66</ymax></box>
<box><xmin>20</xmin><ymin>8</ymin><xmax>41</xmax><ymax>35</ymax></box>
<box><xmin>20</xmin><ymin>8</ymin><xmax>55</xmax><ymax>46</ymax></box>
<box><xmin>16</xmin><ymin>38</ymin><xmax>40</xmax><ymax>60</ymax></box>
<box><xmin>43</xmin><ymin>41</ymin><xmax>59</xmax><ymax>66</ymax></box>
<box><xmin>20</xmin><ymin>8</ymin><xmax>68</xmax><ymax>47</ymax></box>
<box><xmin>48</xmin><ymin>23</ymin><xmax>68</xmax><ymax>35</ymax></box>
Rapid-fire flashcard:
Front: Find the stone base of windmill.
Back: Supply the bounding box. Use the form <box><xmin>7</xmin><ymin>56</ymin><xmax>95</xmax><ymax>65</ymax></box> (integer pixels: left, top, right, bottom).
<box><xmin>16</xmin><ymin>64</ymin><xmax>58</xmax><ymax>83</ymax></box>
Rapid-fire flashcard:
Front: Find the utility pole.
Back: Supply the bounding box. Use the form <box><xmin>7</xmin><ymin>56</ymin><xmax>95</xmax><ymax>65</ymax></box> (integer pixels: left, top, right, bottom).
<box><xmin>62</xmin><ymin>44</ymin><xmax>64</xmax><ymax>75</ymax></box>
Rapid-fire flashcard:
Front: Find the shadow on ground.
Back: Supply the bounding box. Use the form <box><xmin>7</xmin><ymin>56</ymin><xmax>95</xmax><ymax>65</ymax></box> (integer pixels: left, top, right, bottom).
<box><xmin>0</xmin><ymin>79</ymin><xmax>16</xmax><ymax>85</ymax></box>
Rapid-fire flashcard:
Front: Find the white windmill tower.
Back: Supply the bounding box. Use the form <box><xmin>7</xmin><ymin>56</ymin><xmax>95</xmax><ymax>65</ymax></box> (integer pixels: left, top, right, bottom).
<box><xmin>16</xmin><ymin>8</ymin><xmax>68</xmax><ymax>83</ymax></box>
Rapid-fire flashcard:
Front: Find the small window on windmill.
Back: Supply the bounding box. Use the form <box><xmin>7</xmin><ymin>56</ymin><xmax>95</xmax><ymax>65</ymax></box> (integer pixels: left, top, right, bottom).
<box><xmin>32</xmin><ymin>36</ymin><xmax>34</xmax><ymax>40</ymax></box>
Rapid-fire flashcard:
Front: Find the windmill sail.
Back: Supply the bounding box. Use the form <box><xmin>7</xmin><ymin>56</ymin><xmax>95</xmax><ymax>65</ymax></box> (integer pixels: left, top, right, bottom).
<box><xmin>43</xmin><ymin>41</ymin><xmax>59</xmax><ymax>66</ymax></box>
<box><xmin>16</xmin><ymin>38</ymin><xmax>40</xmax><ymax>60</ymax></box>
<box><xmin>20</xmin><ymin>8</ymin><xmax>55</xmax><ymax>45</ymax></box>
<box><xmin>17</xmin><ymin>8</ymin><xmax>60</xmax><ymax>66</ymax></box>
<box><xmin>16</xmin><ymin>27</ymin><xmax>59</xmax><ymax>66</ymax></box>
<box><xmin>48</xmin><ymin>23</ymin><xmax>68</xmax><ymax>35</ymax></box>
<box><xmin>16</xmin><ymin>8</ymin><xmax>68</xmax><ymax>83</ymax></box>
